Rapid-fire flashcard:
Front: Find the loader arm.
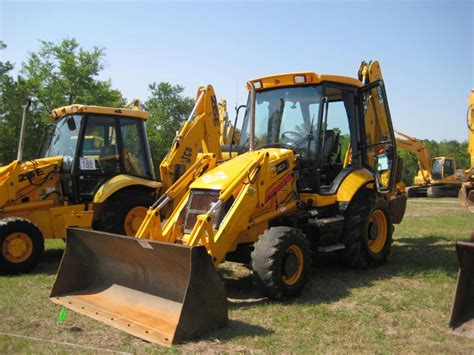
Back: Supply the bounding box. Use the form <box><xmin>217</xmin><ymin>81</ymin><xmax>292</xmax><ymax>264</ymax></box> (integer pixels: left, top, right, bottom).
<box><xmin>395</xmin><ymin>131</ymin><xmax>432</xmax><ymax>184</ymax></box>
<box><xmin>138</xmin><ymin>149</ymin><xmax>299</xmax><ymax>266</ymax></box>
<box><xmin>159</xmin><ymin>85</ymin><xmax>223</xmax><ymax>190</ymax></box>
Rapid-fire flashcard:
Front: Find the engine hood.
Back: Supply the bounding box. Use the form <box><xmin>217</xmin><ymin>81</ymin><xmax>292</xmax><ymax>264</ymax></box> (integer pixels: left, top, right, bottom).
<box><xmin>189</xmin><ymin>148</ymin><xmax>295</xmax><ymax>191</ymax></box>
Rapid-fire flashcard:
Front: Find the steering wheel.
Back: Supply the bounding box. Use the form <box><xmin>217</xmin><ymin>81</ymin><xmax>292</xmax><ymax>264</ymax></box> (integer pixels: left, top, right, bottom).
<box><xmin>281</xmin><ymin>131</ymin><xmax>304</xmax><ymax>145</ymax></box>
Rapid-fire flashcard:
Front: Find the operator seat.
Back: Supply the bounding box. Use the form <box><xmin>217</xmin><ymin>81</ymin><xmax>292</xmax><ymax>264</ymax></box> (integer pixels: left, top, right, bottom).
<box><xmin>320</xmin><ymin>130</ymin><xmax>342</xmax><ymax>189</ymax></box>
<box><xmin>99</xmin><ymin>144</ymin><xmax>119</xmax><ymax>173</ymax></box>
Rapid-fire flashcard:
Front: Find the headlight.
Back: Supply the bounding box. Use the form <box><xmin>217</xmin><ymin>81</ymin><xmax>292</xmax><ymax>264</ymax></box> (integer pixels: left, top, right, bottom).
<box><xmin>183</xmin><ymin>190</ymin><xmax>220</xmax><ymax>233</ymax></box>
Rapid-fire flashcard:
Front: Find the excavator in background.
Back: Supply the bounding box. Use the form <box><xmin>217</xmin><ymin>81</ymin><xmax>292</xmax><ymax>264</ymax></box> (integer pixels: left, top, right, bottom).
<box><xmin>395</xmin><ymin>131</ymin><xmax>467</xmax><ymax>198</ymax></box>
<box><xmin>51</xmin><ymin>60</ymin><xmax>407</xmax><ymax>346</ymax></box>
<box><xmin>449</xmin><ymin>89</ymin><xmax>474</xmax><ymax>339</ymax></box>
<box><xmin>0</xmin><ymin>85</ymin><xmax>226</xmax><ymax>274</ymax></box>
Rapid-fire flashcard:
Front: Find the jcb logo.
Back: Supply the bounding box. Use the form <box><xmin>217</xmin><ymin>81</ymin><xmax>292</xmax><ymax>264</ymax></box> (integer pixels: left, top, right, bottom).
<box><xmin>180</xmin><ymin>147</ymin><xmax>192</xmax><ymax>163</ymax></box>
<box><xmin>211</xmin><ymin>95</ymin><xmax>219</xmax><ymax>127</ymax></box>
<box><xmin>19</xmin><ymin>168</ymin><xmax>44</xmax><ymax>182</ymax></box>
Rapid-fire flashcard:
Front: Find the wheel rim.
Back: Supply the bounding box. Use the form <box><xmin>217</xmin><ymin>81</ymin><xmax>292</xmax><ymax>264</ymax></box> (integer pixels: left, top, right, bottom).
<box><xmin>367</xmin><ymin>209</ymin><xmax>388</xmax><ymax>253</ymax></box>
<box><xmin>282</xmin><ymin>245</ymin><xmax>304</xmax><ymax>286</ymax></box>
<box><xmin>124</xmin><ymin>206</ymin><xmax>148</xmax><ymax>236</ymax></box>
<box><xmin>2</xmin><ymin>232</ymin><xmax>33</xmax><ymax>263</ymax></box>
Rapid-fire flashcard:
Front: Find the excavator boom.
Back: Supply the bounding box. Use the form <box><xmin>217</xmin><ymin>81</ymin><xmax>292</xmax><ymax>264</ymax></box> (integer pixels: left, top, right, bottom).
<box><xmin>395</xmin><ymin>130</ymin><xmax>432</xmax><ymax>184</ymax></box>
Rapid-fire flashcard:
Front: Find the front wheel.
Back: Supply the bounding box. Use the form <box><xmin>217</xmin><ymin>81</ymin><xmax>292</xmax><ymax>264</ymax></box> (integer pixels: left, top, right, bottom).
<box><xmin>251</xmin><ymin>227</ymin><xmax>311</xmax><ymax>299</ymax></box>
<box><xmin>96</xmin><ymin>190</ymin><xmax>155</xmax><ymax>236</ymax></box>
<box><xmin>339</xmin><ymin>189</ymin><xmax>393</xmax><ymax>268</ymax></box>
<box><xmin>0</xmin><ymin>218</ymin><xmax>44</xmax><ymax>274</ymax></box>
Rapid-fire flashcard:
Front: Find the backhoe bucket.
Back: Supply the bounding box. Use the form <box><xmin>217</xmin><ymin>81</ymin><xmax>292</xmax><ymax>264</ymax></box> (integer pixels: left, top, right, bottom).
<box><xmin>450</xmin><ymin>241</ymin><xmax>474</xmax><ymax>338</ymax></box>
<box><xmin>50</xmin><ymin>228</ymin><xmax>228</xmax><ymax>346</ymax></box>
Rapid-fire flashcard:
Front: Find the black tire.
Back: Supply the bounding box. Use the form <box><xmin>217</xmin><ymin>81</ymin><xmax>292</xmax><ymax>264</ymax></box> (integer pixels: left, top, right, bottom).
<box><xmin>338</xmin><ymin>189</ymin><xmax>393</xmax><ymax>268</ymax></box>
<box><xmin>96</xmin><ymin>189</ymin><xmax>155</xmax><ymax>236</ymax></box>
<box><xmin>251</xmin><ymin>226</ymin><xmax>311</xmax><ymax>299</ymax></box>
<box><xmin>0</xmin><ymin>217</ymin><xmax>44</xmax><ymax>274</ymax></box>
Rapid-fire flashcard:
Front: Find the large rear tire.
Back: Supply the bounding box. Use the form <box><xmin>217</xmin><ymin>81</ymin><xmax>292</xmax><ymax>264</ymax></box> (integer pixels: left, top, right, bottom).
<box><xmin>338</xmin><ymin>189</ymin><xmax>393</xmax><ymax>268</ymax></box>
<box><xmin>0</xmin><ymin>218</ymin><xmax>44</xmax><ymax>274</ymax></box>
<box><xmin>97</xmin><ymin>190</ymin><xmax>155</xmax><ymax>236</ymax></box>
<box><xmin>251</xmin><ymin>226</ymin><xmax>311</xmax><ymax>299</ymax></box>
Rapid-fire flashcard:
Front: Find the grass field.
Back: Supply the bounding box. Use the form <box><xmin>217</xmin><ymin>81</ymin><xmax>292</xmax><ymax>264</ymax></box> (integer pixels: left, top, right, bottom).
<box><xmin>1</xmin><ymin>198</ymin><xmax>473</xmax><ymax>353</ymax></box>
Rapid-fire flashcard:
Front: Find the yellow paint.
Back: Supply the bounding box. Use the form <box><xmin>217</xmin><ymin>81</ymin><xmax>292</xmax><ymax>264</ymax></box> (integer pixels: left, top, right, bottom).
<box><xmin>50</xmin><ymin>104</ymin><xmax>149</xmax><ymax>120</ymax></box>
<box><xmin>247</xmin><ymin>72</ymin><xmax>362</xmax><ymax>91</ymax></box>
<box><xmin>368</xmin><ymin>209</ymin><xmax>388</xmax><ymax>253</ymax></box>
<box><xmin>159</xmin><ymin>85</ymin><xmax>223</xmax><ymax>192</ymax></box>
<box><xmin>282</xmin><ymin>245</ymin><xmax>304</xmax><ymax>286</ymax></box>
<box><xmin>93</xmin><ymin>174</ymin><xmax>161</xmax><ymax>203</ymax></box>
<box><xmin>336</xmin><ymin>169</ymin><xmax>375</xmax><ymax>202</ymax></box>
<box><xmin>123</xmin><ymin>206</ymin><xmax>149</xmax><ymax>236</ymax></box>
<box><xmin>2</xmin><ymin>232</ymin><xmax>33</xmax><ymax>263</ymax></box>
<box><xmin>300</xmin><ymin>193</ymin><xmax>336</xmax><ymax>207</ymax></box>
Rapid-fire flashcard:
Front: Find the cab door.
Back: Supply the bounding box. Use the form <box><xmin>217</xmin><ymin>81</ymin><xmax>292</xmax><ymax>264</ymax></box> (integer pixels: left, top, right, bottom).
<box><xmin>359</xmin><ymin>80</ymin><xmax>397</xmax><ymax>192</ymax></box>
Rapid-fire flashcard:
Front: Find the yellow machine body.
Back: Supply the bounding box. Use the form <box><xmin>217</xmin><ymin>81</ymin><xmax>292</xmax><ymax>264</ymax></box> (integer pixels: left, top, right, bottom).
<box><xmin>459</xmin><ymin>90</ymin><xmax>474</xmax><ymax>210</ymax></box>
<box><xmin>51</xmin><ymin>61</ymin><xmax>407</xmax><ymax>346</ymax></box>
<box><xmin>0</xmin><ymin>103</ymin><xmax>160</xmax><ymax>273</ymax></box>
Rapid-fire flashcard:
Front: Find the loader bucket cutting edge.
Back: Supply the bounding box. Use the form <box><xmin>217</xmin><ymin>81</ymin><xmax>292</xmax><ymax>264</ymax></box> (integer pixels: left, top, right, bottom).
<box><xmin>50</xmin><ymin>228</ymin><xmax>228</xmax><ymax>346</ymax></box>
<box><xmin>450</xmin><ymin>241</ymin><xmax>474</xmax><ymax>338</ymax></box>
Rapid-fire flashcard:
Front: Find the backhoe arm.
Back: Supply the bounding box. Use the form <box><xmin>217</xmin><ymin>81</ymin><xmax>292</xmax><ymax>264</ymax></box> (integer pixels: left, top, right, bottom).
<box><xmin>159</xmin><ymin>85</ymin><xmax>223</xmax><ymax>190</ymax></box>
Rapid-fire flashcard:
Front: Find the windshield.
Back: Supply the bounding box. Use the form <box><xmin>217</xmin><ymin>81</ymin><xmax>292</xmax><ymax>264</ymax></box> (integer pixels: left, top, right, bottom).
<box><xmin>240</xmin><ymin>85</ymin><xmax>323</xmax><ymax>150</ymax></box>
<box><xmin>43</xmin><ymin>115</ymin><xmax>82</xmax><ymax>159</ymax></box>
<box><xmin>431</xmin><ymin>158</ymin><xmax>443</xmax><ymax>180</ymax></box>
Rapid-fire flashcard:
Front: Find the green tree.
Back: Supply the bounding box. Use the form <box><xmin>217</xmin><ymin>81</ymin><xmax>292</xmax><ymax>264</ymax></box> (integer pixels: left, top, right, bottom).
<box><xmin>0</xmin><ymin>42</ymin><xmax>33</xmax><ymax>163</ymax></box>
<box><xmin>21</xmin><ymin>38</ymin><xmax>123</xmax><ymax>112</ymax></box>
<box><xmin>143</xmin><ymin>82</ymin><xmax>194</xmax><ymax>176</ymax></box>
<box><xmin>0</xmin><ymin>38</ymin><xmax>125</xmax><ymax>164</ymax></box>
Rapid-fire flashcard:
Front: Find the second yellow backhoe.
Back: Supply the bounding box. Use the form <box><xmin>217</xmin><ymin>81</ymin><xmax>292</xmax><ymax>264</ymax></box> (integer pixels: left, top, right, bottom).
<box><xmin>0</xmin><ymin>85</ymin><xmax>229</xmax><ymax>274</ymax></box>
<box><xmin>50</xmin><ymin>60</ymin><xmax>407</xmax><ymax>346</ymax></box>
<box><xmin>395</xmin><ymin>131</ymin><xmax>467</xmax><ymax>198</ymax></box>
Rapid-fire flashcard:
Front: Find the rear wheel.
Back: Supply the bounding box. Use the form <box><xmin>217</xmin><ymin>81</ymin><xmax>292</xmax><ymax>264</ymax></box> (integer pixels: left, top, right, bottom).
<box><xmin>97</xmin><ymin>190</ymin><xmax>155</xmax><ymax>236</ymax></box>
<box><xmin>0</xmin><ymin>218</ymin><xmax>44</xmax><ymax>274</ymax></box>
<box><xmin>339</xmin><ymin>189</ymin><xmax>393</xmax><ymax>268</ymax></box>
<box><xmin>251</xmin><ymin>227</ymin><xmax>311</xmax><ymax>299</ymax></box>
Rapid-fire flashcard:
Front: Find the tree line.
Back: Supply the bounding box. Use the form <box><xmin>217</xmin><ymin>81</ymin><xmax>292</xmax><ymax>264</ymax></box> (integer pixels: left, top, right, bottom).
<box><xmin>0</xmin><ymin>38</ymin><xmax>469</xmax><ymax>185</ymax></box>
<box><xmin>0</xmin><ymin>38</ymin><xmax>193</xmax><ymax>173</ymax></box>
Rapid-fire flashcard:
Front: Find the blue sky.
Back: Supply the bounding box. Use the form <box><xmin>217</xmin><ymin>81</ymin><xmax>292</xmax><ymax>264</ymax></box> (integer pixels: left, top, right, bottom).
<box><xmin>1</xmin><ymin>0</ymin><xmax>472</xmax><ymax>141</ymax></box>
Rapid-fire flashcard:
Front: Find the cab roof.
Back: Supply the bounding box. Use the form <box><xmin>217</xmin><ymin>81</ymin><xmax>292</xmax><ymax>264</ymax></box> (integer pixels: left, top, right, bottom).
<box><xmin>247</xmin><ymin>72</ymin><xmax>363</xmax><ymax>91</ymax></box>
<box><xmin>50</xmin><ymin>104</ymin><xmax>150</xmax><ymax>120</ymax></box>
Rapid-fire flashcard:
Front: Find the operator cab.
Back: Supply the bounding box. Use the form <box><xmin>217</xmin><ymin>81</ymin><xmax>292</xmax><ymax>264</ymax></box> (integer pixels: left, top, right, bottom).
<box><xmin>431</xmin><ymin>157</ymin><xmax>456</xmax><ymax>181</ymax></box>
<box><xmin>44</xmin><ymin>105</ymin><xmax>155</xmax><ymax>203</ymax></box>
<box><xmin>237</xmin><ymin>72</ymin><xmax>397</xmax><ymax>196</ymax></box>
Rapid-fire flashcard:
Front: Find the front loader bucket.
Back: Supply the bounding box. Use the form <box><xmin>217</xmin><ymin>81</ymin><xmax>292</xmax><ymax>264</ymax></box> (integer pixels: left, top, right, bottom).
<box><xmin>50</xmin><ymin>228</ymin><xmax>228</xmax><ymax>346</ymax></box>
<box><xmin>450</xmin><ymin>241</ymin><xmax>474</xmax><ymax>338</ymax></box>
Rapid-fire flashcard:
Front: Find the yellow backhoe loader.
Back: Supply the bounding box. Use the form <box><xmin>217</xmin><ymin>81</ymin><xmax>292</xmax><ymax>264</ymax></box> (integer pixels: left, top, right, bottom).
<box><xmin>395</xmin><ymin>131</ymin><xmax>467</xmax><ymax>198</ymax></box>
<box><xmin>458</xmin><ymin>89</ymin><xmax>474</xmax><ymax>210</ymax></box>
<box><xmin>0</xmin><ymin>85</ymin><xmax>226</xmax><ymax>274</ymax></box>
<box><xmin>449</xmin><ymin>90</ymin><xmax>474</xmax><ymax>338</ymax></box>
<box><xmin>50</xmin><ymin>60</ymin><xmax>407</xmax><ymax>346</ymax></box>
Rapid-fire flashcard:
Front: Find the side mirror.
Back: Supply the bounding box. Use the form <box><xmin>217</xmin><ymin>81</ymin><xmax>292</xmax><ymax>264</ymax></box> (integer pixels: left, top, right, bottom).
<box><xmin>66</xmin><ymin>116</ymin><xmax>76</xmax><ymax>131</ymax></box>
